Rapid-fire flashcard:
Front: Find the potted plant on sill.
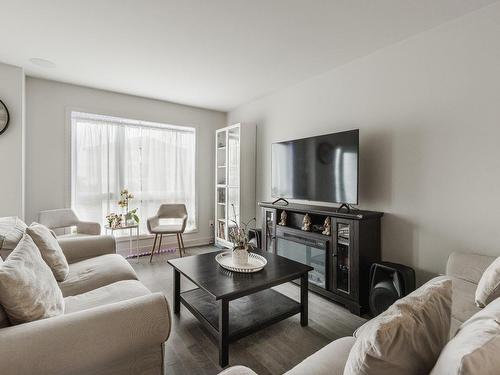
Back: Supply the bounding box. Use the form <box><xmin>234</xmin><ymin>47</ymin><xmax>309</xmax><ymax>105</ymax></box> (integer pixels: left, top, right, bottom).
<box><xmin>228</xmin><ymin>204</ymin><xmax>256</xmax><ymax>266</ymax></box>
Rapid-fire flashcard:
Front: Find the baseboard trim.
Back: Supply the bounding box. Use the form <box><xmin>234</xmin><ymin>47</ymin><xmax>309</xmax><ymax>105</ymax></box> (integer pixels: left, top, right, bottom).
<box><xmin>116</xmin><ymin>235</ymin><xmax>215</xmax><ymax>254</ymax></box>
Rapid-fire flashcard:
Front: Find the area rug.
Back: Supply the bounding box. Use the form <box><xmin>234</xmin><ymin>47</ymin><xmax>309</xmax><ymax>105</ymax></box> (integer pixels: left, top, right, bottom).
<box><xmin>125</xmin><ymin>247</ymin><xmax>178</xmax><ymax>259</ymax></box>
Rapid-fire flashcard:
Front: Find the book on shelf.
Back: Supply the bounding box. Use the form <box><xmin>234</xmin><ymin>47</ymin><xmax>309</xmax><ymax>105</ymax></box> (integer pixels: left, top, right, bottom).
<box><xmin>218</xmin><ymin>221</ymin><xmax>226</xmax><ymax>240</ymax></box>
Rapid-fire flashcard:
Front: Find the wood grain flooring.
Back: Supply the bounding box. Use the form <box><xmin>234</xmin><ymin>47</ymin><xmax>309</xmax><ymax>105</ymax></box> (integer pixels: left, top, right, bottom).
<box><xmin>130</xmin><ymin>246</ymin><xmax>366</xmax><ymax>375</ymax></box>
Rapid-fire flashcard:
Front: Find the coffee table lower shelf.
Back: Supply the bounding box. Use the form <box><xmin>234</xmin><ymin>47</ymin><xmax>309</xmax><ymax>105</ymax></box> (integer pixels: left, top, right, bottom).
<box><xmin>180</xmin><ymin>288</ymin><xmax>301</xmax><ymax>342</ymax></box>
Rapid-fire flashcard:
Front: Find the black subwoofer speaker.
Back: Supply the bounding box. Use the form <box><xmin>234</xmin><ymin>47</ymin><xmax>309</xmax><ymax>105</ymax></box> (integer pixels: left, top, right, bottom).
<box><xmin>369</xmin><ymin>262</ymin><xmax>416</xmax><ymax>316</ymax></box>
<box><xmin>248</xmin><ymin>228</ymin><xmax>262</xmax><ymax>249</ymax></box>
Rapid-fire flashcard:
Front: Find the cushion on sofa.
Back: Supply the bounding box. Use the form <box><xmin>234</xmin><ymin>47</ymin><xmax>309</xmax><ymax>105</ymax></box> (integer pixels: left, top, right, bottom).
<box><xmin>344</xmin><ymin>276</ymin><xmax>452</xmax><ymax>375</ymax></box>
<box><xmin>0</xmin><ymin>234</ymin><xmax>64</xmax><ymax>324</ymax></box>
<box><xmin>286</xmin><ymin>336</ymin><xmax>356</xmax><ymax>375</ymax></box>
<box><xmin>350</xmin><ymin>274</ymin><xmax>466</xmax><ymax>339</ymax></box>
<box><xmin>58</xmin><ymin>253</ymin><xmax>137</xmax><ymax>297</ymax></box>
<box><xmin>0</xmin><ymin>216</ymin><xmax>27</xmax><ymax>260</ymax></box>
<box><xmin>475</xmin><ymin>256</ymin><xmax>500</xmax><ymax>308</ymax></box>
<box><xmin>430</xmin><ymin>297</ymin><xmax>500</xmax><ymax>375</ymax></box>
<box><xmin>27</xmin><ymin>222</ymin><xmax>69</xmax><ymax>282</ymax></box>
<box><xmin>64</xmin><ymin>279</ymin><xmax>150</xmax><ymax>314</ymax></box>
<box><xmin>450</xmin><ymin>276</ymin><xmax>482</xmax><ymax>336</ymax></box>
<box><xmin>446</xmin><ymin>251</ymin><xmax>494</xmax><ymax>285</ymax></box>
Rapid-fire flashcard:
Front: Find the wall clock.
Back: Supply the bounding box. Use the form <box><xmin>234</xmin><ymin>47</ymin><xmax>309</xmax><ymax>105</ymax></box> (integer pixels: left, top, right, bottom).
<box><xmin>0</xmin><ymin>99</ymin><xmax>9</xmax><ymax>135</ymax></box>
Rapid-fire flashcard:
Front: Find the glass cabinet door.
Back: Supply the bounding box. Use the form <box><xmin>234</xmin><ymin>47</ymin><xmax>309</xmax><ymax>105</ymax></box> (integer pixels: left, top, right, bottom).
<box><xmin>216</xmin><ymin>130</ymin><xmax>227</xmax><ymax>185</ymax></box>
<box><xmin>263</xmin><ymin>208</ymin><xmax>276</xmax><ymax>252</ymax></box>
<box><xmin>227</xmin><ymin>187</ymin><xmax>240</xmax><ymax>224</ymax></box>
<box><xmin>227</xmin><ymin>127</ymin><xmax>240</xmax><ymax>227</ymax></box>
<box><xmin>332</xmin><ymin>218</ymin><xmax>354</xmax><ymax>295</ymax></box>
<box><xmin>227</xmin><ymin>127</ymin><xmax>240</xmax><ymax>188</ymax></box>
<box><xmin>215</xmin><ymin>130</ymin><xmax>228</xmax><ymax>242</ymax></box>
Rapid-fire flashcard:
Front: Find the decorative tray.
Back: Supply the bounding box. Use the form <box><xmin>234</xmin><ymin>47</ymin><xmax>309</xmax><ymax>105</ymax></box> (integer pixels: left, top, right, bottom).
<box><xmin>215</xmin><ymin>251</ymin><xmax>267</xmax><ymax>273</ymax></box>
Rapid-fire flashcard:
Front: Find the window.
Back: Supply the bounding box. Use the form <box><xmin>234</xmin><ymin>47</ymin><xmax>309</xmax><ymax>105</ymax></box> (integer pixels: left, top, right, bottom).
<box><xmin>71</xmin><ymin>111</ymin><xmax>196</xmax><ymax>234</ymax></box>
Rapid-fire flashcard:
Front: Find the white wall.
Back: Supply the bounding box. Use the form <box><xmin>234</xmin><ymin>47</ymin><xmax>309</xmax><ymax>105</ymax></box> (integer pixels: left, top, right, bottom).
<box><xmin>26</xmin><ymin>77</ymin><xmax>226</xmax><ymax>248</ymax></box>
<box><xmin>228</xmin><ymin>3</ymin><xmax>500</xmax><ymax>283</ymax></box>
<box><xmin>0</xmin><ymin>63</ymin><xmax>25</xmax><ymax>219</ymax></box>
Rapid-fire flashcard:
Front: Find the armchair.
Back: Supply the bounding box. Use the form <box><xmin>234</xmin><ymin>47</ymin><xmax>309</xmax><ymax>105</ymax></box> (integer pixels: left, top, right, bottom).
<box><xmin>38</xmin><ymin>208</ymin><xmax>101</xmax><ymax>237</ymax></box>
<box><xmin>147</xmin><ymin>204</ymin><xmax>188</xmax><ymax>261</ymax></box>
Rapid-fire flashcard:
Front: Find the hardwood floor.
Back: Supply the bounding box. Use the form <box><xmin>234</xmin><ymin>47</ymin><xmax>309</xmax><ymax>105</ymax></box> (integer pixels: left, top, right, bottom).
<box><xmin>130</xmin><ymin>246</ymin><xmax>366</xmax><ymax>375</ymax></box>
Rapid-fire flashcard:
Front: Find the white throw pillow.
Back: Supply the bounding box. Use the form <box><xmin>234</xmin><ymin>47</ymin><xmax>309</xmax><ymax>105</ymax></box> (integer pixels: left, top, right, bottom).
<box><xmin>26</xmin><ymin>222</ymin><xmax>69</xmax><ymax>281</ymax></box>
<box><xmin>0</xmin><ymin>216</ymin><xmax>27</xmax><ymax>260</ymax></box>
<box><xmin>0</xmin><ymin>234</ymin><xmax>64</xmax><ymax>324</ymax></box>
<box><xmin>344</xmin><ymin>276</ymin><xmax>452</xmax><ymax>375</ymax></box>
<box><xmin>475</xmin><ymin>256</ymin><xmax>500</xmax><ymax>308</ymax></box>
<box><xmin>430</xmin><ymin>297</ymin><xmax>500</xmax><ymax>375</ymax></box>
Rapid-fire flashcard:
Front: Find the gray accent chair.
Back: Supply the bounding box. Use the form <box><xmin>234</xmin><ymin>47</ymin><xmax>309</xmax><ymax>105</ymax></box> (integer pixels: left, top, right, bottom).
<box><xmin>38</xmin><ymin>208</ymin><xmax>101</xmax><ymax>237</ymax></box>
<box><xmin>147</xmin><ymin>204</ymin><xmax>188</xmax><ymax>261</ymax></box>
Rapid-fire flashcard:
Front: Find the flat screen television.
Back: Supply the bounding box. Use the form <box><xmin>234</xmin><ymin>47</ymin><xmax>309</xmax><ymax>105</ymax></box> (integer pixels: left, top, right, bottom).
<box><xmin>271</xmin><ymin>129</ymin><xmax>359</xmax><ymax>204</ymax></box>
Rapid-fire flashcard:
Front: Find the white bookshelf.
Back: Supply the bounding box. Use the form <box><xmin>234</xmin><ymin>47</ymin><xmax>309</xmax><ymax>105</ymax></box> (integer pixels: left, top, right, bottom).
<box><xmin>215</xmin><ymin>123</ymin><xmax>256</xmax><ymax>248</ymax></box>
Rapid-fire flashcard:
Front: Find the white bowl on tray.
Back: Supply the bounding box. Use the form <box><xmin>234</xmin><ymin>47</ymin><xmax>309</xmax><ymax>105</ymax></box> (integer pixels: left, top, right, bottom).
<box><xmin>215</xmin><ymin>251</ymin><xmax>267</xmax><ymax>273</ymax></box>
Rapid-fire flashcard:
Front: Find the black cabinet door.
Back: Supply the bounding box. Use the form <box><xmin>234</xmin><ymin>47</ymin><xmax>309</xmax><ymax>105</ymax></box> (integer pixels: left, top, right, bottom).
<box><xmin>262</xmin><ymin>208</ymin><xmax>276</xmax><ymax>253</ymax></box>
<box><xmin>330</xmin><ymin>218</ymin><xmax>358</xmax><ymax>300</ymax></box>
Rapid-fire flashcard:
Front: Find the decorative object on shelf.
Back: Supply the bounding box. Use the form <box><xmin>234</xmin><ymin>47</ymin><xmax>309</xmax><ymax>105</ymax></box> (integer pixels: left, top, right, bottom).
<box><xmin>215</xmin><ymin>251</ymin><xmax>267</xmax><ymax>273</ymax></box>
<box><xmin>118</xmin><ymin>189</ymin><xmax>139</xmax><ymax>225</ymax></box>
<box><xmin>105</xmin><ymin>213</ymin><xmax>122</xmax><ymax>228</ymax></box>
<box><xmin>217</xmin><ymin>188</ymin><xmax>225</xmax><ymax>203</ymax></box>
<box><xmin>228</xmin><ymin>204</ymin><xmax>256</xmax><ymax>267</ymax></box>
<box><xmin>0</xmin><ymin>99</ymin><xmax>10</xmax><ymax>136</ymax></box>
<box><xmin>322</xmin><ymin>217</ymin><xmax>331</xmax><ymax>235</ymax></box>
<box><xmin>218</xmin><ymin>221</ymin><xmax>226</xmax><ymax>240</ymax></box>
<box><xmin>301</xmin><ymin>213</ymin><xmax>312</xmax><ymax>231</ymax></box>
<box><xmin>106</xmin><ymin>213</ymin><xmax>116</xmax><ymax>228</ymax></box>
<box><xmin>278</xmin><ymin>210</ymin><xmax>287</xmax><ymax>226</ymax></box>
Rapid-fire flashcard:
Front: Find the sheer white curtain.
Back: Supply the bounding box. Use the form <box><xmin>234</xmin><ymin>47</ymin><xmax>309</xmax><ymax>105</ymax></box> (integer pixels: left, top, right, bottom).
<box><xmin>71</xmin><ymin>111</ymin><xmax>196</xmax><ymax>234</ymax></box>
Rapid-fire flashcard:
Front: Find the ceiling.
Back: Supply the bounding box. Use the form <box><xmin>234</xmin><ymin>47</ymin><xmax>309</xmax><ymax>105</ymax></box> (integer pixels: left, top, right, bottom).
<box><xmin>0</xmin><ymin>0</ymin><xmax>497</xmax><ymax>111</ymax></box>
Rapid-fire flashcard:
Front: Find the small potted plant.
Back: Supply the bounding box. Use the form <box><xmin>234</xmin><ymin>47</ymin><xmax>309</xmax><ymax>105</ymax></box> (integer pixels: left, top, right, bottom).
<box><xmin>118</xmin><ymin>189</ymin><xmax>139</xmax><ymax>225</ymax></box>
<box><xmin>106</xmin><ymin>213</ymin><xmax>117</xmax><ymax>228</ymax></box>
<box><xmin>228</xmin><ymin>204</ymin><xmax>256</xmax><ymax>266</ymax></box>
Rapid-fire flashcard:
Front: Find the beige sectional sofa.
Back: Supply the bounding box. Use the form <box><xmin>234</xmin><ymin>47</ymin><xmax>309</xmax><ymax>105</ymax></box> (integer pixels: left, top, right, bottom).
<box><xmin>0</xmin><ymin>234</ymin><xmax>171</xmax><ymax>375</ymax></box>
<box><xmin>220</xmin><ymin>251</ymin><xmax>495</xmax><ymax>375</ymax></box>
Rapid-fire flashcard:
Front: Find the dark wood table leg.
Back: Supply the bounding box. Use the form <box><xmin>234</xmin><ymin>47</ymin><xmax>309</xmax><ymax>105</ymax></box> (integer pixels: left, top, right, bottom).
<box><xmin>173</xmin><ymin>269</ymin><xmax>180</xmax><ymax>315</ymax></box>
<box><xmin>218</xmin><ymin>299</ymin><xmax>229</xmax><ymax>367</ymax></box>
<box><xmin>300</xmin><ymin>273</ymin><xmax>308</xmax><ymax>326</ymax></box>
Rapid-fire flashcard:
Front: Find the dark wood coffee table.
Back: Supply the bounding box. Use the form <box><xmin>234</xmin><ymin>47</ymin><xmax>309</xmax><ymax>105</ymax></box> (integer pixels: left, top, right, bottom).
<box><xmin>168</xmin><ymin>250</ymin><xmax>313</xmax><ymax>367</ymax></box>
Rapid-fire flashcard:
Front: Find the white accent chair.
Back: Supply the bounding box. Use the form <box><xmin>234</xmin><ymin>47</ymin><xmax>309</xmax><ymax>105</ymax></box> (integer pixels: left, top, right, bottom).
<box><xmin>147</xmin><ymin>204</ymin><xmax>188</xmax><ymax>261</ymax></box>
<box><xmin>38</xmin><ymin>208</ymin><xmax>101</xmax><ymax>237</ymax></box>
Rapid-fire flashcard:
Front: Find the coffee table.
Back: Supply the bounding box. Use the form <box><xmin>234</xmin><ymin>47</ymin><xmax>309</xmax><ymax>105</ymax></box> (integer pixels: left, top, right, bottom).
<box><xmin>168</xmin><ymin>250</ymin><xmax>313</xmax><ymax>367</ymax></box>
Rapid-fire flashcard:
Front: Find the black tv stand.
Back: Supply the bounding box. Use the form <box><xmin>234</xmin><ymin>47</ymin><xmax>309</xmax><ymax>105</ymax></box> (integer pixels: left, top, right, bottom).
<box><xmin>259</xmin><ymin>201</ymin><xmax>383</xmax><ymax>315</ymax></box>
<box><xmin>336</xmin><ymin>203</ymin><xmax>352</xmax><ymax>213</ymax></box>
<box><xmin>272</xmin><ymin>197</ymin><xmax>289</xmax><ymax>206</ymax></box>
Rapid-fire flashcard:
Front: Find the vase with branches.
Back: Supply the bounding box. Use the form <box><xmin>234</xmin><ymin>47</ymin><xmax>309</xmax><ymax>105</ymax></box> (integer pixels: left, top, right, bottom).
<box><xmin>228</xmin><ymin>204</ymin><xmax>255</xmax><ymax>266</ymax></box>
